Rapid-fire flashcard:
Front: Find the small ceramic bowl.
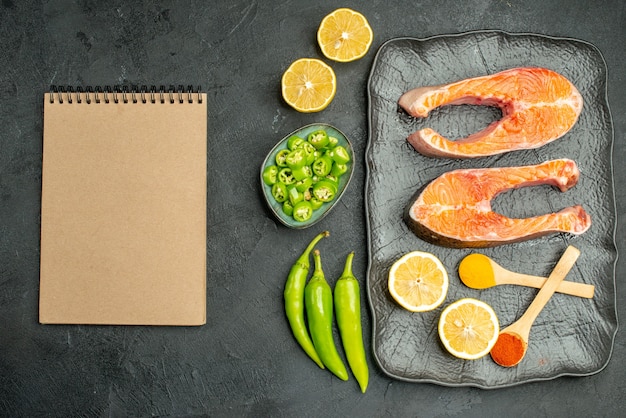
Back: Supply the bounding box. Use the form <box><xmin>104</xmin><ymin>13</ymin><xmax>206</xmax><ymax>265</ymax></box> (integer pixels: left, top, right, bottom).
<box><xmin>260</xmin><ymin>123</ymin><xmax>354</xmax><ymax>229</ymax></box>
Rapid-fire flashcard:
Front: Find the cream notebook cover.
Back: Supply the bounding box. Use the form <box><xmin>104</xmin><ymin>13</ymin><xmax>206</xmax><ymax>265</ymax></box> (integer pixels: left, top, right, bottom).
<box><xmin>40</xmin><ymin>86</ymin><xmax>207</xmax><ymax>325</ymax></box>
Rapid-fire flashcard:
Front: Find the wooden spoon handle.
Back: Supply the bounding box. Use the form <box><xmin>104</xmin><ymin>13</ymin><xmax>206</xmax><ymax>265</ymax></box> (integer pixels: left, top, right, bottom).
<box><xmin>505</xmin><ymin>272</ymin><xmax>594</xmax><ymax>298</ymax></box>
<box><xmin>554</xmin><ymin>280</ymin><xmax>594</xmax><ymax>298</ymax></box>
<box><xmin>506</xmin><ymin>246</ymin><xmax>580</xmax><ymax>339</ymax></box>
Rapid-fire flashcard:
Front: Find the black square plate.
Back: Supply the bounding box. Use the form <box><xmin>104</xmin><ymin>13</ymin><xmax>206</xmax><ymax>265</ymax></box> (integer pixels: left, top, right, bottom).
<box><xmin>365</xmin><ymin>31</ymin><xmax>617</xmax><ymax>388</ymax></box>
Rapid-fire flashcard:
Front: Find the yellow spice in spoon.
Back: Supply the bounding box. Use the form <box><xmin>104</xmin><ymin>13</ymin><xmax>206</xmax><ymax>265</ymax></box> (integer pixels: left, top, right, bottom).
<box><xmin>458</xmin><ymin>253</ymin><xmax>594</xmax><ymax>298</ymax></box>
<box><xmin>458</xmin><ymin>253</ymin><xmax>495</xmax><ymax>289</ymax></box>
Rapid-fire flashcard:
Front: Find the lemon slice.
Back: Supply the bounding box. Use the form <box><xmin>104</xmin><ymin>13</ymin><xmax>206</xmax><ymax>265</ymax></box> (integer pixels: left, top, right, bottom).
<box><xmin>388</xmin><ymin>251</ymin><xmax>448</xmax><ymax>312</ymax></box>
<box><xmin>317</xmin><ymin>8</ymin><xmax>373</xmax><ymax>62</ymax></box>
<box><xmin>438</xmin><ymin>298</ymin><xmax>500</xmax><ymax>360</ymax></box>
<box><xmin>281</xmin><ymin>58</ymin><xmax>337</xmax><ymax>113</ymax></box>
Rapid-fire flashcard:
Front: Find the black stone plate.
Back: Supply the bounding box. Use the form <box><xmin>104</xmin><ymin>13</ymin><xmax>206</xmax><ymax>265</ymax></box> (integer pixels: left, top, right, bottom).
<box><xmin>365</xmin><ymin>31</ymin><xmax>617</xmax><ymax>388</ymax></box>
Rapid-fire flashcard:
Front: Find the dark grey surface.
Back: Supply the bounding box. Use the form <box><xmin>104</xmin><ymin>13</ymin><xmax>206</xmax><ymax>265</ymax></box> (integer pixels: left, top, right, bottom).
<box><xmin>0</xmin><ymin>1</ymin><xmax>624</xmax><ymax>416</ymax></box>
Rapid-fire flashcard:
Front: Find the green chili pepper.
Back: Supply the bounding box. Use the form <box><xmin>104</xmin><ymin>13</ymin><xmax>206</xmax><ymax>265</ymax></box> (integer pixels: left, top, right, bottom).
<box><xmin>294</xmin><ymin>177</ymin><xmax>313</xmax><ymax>193</ymax></box>
<box><xmin>324</xmin><ymin>174</ymin><xmax>340</xmax><ymax>188</ymax></box>
<box><xmin>327</xmin><ymin>136</ymin><xmax>339</xmax><ymax>148</ymax></box>
<box><xmin>310</xmin><ymin>197</ymin><xmax>324</xmax><ymax>211</ymax></box>
<box><xmin>275</xmin><ymin>149</ymin><xmax>290</xmax><ymax>167</ymax></box>
<box><xmin>312</xmin><ymin>155</ymin><xmax>333</xmax><ymax>177</ymax></box>
<box><xmin>331</xmin><ymin>162</ymin><xmax>348</xmax><ymax>177</ymax></box>
<box><xmin>305</xmin><ymin>250</ymin><xmax>349</xmax><ymax>381</ymax></box>
<box><xmin>282</xmin><ymin>200</ymin><xmax>294</xmax><ymax>217</ymax></box>
<box><xmin>262</xmin><ymin>165</ymin><xmax>279</xmax><ymax>186</ymax></box>
<box><xmin>330</xmin><ymin>145</ymin><xmax>350</xmax><ymax>164</ymax></box>
<box><xmin>292</xmin><ymin>201</ymin><xmax>313</xmax><ymax>222</ymax></box>
<box><xmin>292</xmin><ymin>164</ymin><xmax>312</xmax><ymax>181</ymax></box>
<box><xmin>271</xmin><ymin>182</ymin><xmax>288</xmax><ymax>203</ymax></box>
<box><xmin>286</xmin><ymin>148</ymin><xmax>307</xmax><ymax>169</ymax></box>
<box><xmin>283</xmin><ymin>231</ymin><xmax>329</xmax><ymax>369</ymax></box>
<box><xmin>299</xmin><ymin>142</ymin><xmax>317</xmax><ymax>165</ymax></box>
<box><xmin>287</xmin><ymin>135</ymin><xmax>304</xmax><ymax>150</ymax></box>
<box><xmin>334</xmin><ymin>252</ymin><xmax>369</xmax><ymax>393</ymax></box>
<box><xmin>278</xmin><ymin>168</ymin><xmax>296</xmax><ymax>185</ymax></box>
<box><xmin>288</xmin><ymin>186</ymin><xmax>304</xmax><ymax>206</ymax></box>
<box><xmin>307</xmin><ymin>130</ymin><xmax>330</xmax><ymax>149</ymax></box>
<box><xmin>312</xmin><ymin>180</ymin><xmax>337</xmax><ymax>202</ymax></box>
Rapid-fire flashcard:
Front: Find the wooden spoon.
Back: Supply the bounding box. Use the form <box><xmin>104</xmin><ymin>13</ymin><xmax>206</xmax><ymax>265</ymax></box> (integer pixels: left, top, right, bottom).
<box><xmin>490</xmin><ymin>245</ymin><xmax>580</xmax><ymax>367</ymax></box>
<box><xmin>459</xmin><ymin>253</ymin><xmax>594</xmax><ymax>298</ymax></box>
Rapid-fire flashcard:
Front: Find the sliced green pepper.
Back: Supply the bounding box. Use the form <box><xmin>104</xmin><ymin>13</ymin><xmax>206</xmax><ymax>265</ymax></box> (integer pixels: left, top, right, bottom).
<box><xmin>299</xmin><ymin>142</ymin><xmax>317</xmax><ymax>166</ymax></box>
<box><xmin>324</xmin><ymin>174</ymin><xmax>340</xmax><ymax>188</ymax></box>
<box><xmin>312</xmin><ymin>180</ymin><xmax>337</xmax><ymax>202</ymax></box>
<box><xmin>294</xmin><ymin>176</ymin><xmax>313</xmax><ymax>193</ymax></box>
<box><xmin>330</xmin><ymin>145</ymin><xmax>350</xmax><ymax>164</ymax></box>
<box><xmin>275</xmin><ymin>149</ymin><xmax>290</xmax><ymax>167</ymax></box>
<box><xmin>262</xmin><ymin>165</ymin><xmax>279</xmax><ymax>186</ymax></box>
<box><xmin>312</xmin><ymin>155</ymin><xmax>333</xmax><ymax>177</ymax></box>
<box><xmin>293</xmin><ymin>201</ymin><xmax>313</xmax><ymax>222</ymax></box>
<box><xmin>288</xmin><ymin>186</ymin><xmax>304</xmax><ymax>206</ymax></box>
<box><xmin>331</xmin><ymin>162</ymin><xmax>348</xmax><ymax>177</ymax></box>
<box><xmin>282</xmin><ymin>200</ymin><xmax>294</xmax><ymax>217</ymax></box>
<box><xmin>271</xmin><ymin>182</ymin><xmax>288</xmax><ymax>203</ymax></box>
<box><xmin>278</xmin><ymin>168</ymin><xmax>296</xmax><ymax>185</ymax></box>
<box><xmin>286</xmin><ymin>148</ymin><xmax>307</xmax><ymax>169</ymax></box>
<box><xmin>292</xmin><ymin>165</ymin><xmax>312</xmax><ymax>181</ymax></box>
<box><xmin>287</xmin><ymin>135</ymin><xmax>304</xmax><ymax>150</ymax></box>
<box><xmin>307</xmin><ymin>130</ymin><xmax>329</xmax><ymax>149</ymax></box>
<box><xmin>310</xmin><ymin>197</ymin><xmax>324</xmax><ymax>210</ymax></box>
<box><xmin>327</xmin><ymin>136</ymin><xmax>339</xmax><ymax>149</ymax></box>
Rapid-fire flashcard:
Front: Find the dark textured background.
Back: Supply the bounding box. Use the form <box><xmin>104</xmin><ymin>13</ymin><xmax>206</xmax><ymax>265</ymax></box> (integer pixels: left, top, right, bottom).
<box><xmin>1</xmin><ymin>0</ymin><xmax>624</xmax><ymax>416</ymax></box>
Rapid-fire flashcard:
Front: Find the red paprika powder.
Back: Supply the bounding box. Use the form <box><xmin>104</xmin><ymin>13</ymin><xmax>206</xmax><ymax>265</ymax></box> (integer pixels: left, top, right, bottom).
<box><xmin>490</xmin><ymin>332</ymin><xmax>526</xmax><ymax>367</ymax></box>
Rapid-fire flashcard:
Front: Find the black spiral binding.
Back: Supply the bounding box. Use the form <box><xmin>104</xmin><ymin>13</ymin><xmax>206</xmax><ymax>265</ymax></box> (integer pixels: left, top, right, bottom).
<box><xmin>49</xmin><ymin>85</ymin><xmax>203</xmax><ymax>104</ymax></box>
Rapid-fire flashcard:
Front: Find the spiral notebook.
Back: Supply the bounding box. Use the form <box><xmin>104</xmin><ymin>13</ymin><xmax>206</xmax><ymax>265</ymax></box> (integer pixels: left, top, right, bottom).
<box><xmin>40</xmin><ymin>86</ymin><xmax>207</xmax><ymax>326</ymax></box>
